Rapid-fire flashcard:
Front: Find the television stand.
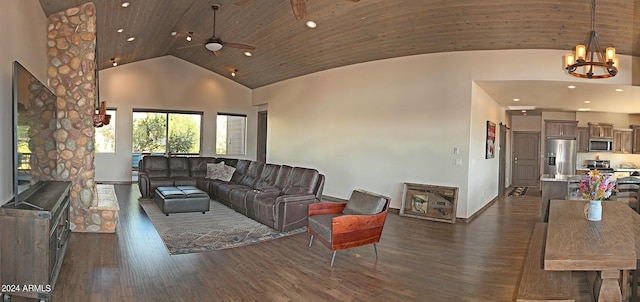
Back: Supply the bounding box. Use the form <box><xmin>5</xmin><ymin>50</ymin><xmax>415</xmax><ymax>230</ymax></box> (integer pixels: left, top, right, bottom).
<box><xmin>0</xmin><ymin>181</ymin><xmax>71</xmax><ymax>301</ymax></box>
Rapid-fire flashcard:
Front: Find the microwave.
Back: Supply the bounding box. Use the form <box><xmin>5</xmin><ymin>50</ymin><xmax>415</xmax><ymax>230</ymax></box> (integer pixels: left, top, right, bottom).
<box><xmin>588</xmin><ymin>139</ymin><xmax>613</xmax><ymax>152</ymax></box>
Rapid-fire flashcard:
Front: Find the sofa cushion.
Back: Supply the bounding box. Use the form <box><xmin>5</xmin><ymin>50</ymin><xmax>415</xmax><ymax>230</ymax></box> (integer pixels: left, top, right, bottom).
<box><xmin>255</xmin><ymin>164</ymin><xmax>280</xmax><ymax>189</ymax></box>
<box><xmin>240</xmin><ymin>161</ymin><xmax>265</xmax><ymax>188</ymax></box>
<box><xmin>282</xmin><ymin>167</ymin><xmax>319</xmax><ymax>195</ymax></box>
<box><xmin>206</xmin><ymin>162</ymin><xmax>227</xmax><ymax>180</ymax></box>
<box><xmin>274</xmin><ymin>165</ymin><xmax>293</xmax><ymax>189</ymax></box>
<box><xmin>231</xmin><ymin>160</ymin><xmax>251</xmax><ymax>183</ymax></box>
<box><xmin>169</xmin><ymin>157</ymin><xmax>190</xmax><ymax>178</ymax></box>
<box><xmin>222</xmin><ymin>165</ymin><xmax>236</xmax><ymax>181</ymax></box>
<box><xmin>143</xmin><ymin>156</ymin><xmax>169</xmax><ymax>178</ymax></box>
<box><xmin>189</xmin><ymin>157</ymin><xmax>216</xmax><ymax>178</ymax></box>
<box><xmin>342</xmin><ymin>190</ymin><xmax>387</xmax><ymax>215</ymax></box>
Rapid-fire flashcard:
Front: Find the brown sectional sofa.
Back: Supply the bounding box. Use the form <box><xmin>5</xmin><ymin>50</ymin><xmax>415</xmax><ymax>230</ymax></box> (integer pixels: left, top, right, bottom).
<box><xmin>138</xmin><ymin>156</ymin><xmax>325</xmax><ymax>232</ymax></box>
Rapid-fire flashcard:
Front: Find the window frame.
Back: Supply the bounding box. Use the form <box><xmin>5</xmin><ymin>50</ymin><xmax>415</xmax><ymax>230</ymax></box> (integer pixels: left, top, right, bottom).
<box><xmin>216</xmin><ymin>112</ymin><xmax>247</xmax><ymax>156</ymax></box>
<box><xmin>132</xmin><ymin>108</ymin><xmax>204</xmax><ymax>155</ymax></box>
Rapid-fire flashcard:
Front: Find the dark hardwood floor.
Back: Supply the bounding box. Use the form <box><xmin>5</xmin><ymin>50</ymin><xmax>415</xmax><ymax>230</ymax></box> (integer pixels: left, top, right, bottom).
<box><xmin>11</xmin><ymin>185</ymin><xmax>586</xmax><ymax>301</ymax></box>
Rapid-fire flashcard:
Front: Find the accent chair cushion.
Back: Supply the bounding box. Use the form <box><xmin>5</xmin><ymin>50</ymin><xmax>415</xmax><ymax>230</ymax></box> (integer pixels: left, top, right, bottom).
<box><xmin>308</xmin><ymin>214</ymin><xmax>341</xmax><ymax>242</ymax></box>
<box><xmin>342</xmin><ymin>190</ymin><xmax>387</xmax><ymax>215</ymax></box>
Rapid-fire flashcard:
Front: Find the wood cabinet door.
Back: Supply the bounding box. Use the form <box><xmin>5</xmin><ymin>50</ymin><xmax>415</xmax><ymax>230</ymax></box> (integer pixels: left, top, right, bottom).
<box><xmin>633</xmin><ymin>127</ymin><xmax>640</xmax><ymax>154</ymax></box>
<box><xmin>545</xmin><ymin>120</ymin><xmax>577</xmax><ymax>138</ymax></box>
<box><xmin>613</xmin><ymin>130</ymin><xmax>631</xmax><ymax>153</ymax></box>
<box><xmin>577</xmin><ymin>127</ymin><xmax>589</xmax><ymax>153</ymax></box>
<box><xmin>602</xmin><ymin>125</ymin><xmax>614</xmax><ymax>139</ymax></box>
<box><xmin>589</xmin><ymin>123</ymin><xmax>614</xmax><ymax>139</ymax></box>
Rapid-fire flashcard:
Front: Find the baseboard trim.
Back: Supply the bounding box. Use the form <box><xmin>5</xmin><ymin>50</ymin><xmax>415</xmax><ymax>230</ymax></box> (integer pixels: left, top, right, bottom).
<box><xmin>96</xmin><ymin>181</ymin><xmax>135</xmax><ymax>185</ymax></box>
<box><xmin>457</xmin><ymin>195</ymin><xmax>500</xmax><ymax>224</ymax></box>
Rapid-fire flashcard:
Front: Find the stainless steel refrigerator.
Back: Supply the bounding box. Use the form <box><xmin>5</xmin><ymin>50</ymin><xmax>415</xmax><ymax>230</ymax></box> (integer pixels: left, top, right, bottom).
<box><xmin>544</xmin><ymin>138</ymin><xmax>577</xmax><ymax>175</ymax></box>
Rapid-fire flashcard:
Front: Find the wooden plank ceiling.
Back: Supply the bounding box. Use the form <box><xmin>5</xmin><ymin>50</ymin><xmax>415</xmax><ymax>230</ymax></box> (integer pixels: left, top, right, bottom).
<box><xmin>38</xmin><ymin>0</ymin><xmax>639</xmax><ymax>89</ymax></box>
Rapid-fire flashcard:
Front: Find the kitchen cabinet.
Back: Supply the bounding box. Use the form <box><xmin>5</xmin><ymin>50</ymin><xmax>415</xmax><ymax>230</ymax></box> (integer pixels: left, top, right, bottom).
<box><xmin>613</xmin><ymin>129</ymin><xmax>633</xmax><ymax>154</ymax></box>
<box><xmin>577</xmin><ymin>127</ymin><xmax>589</xmax><ymax>153</ymax></box>
<box><xmin>545</xmin><ymin>120</ymin><xmax>578</xmax><ymax>139</ymax></box>
<box><xmin>632</xmin><ymin>125</ymin><xmax>640</xmax><ymax>154</ymax></box>
<box><xmin>588</xmin><ymin>122</ymin><xmax>614</xmax><ymax>139</ymax></box>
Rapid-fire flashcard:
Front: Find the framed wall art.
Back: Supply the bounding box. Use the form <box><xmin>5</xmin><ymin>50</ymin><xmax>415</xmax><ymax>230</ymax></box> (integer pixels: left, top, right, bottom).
<box><xmin>485</xmin><ymin>120</ymin><xmax>496</xmax><ymax>159</ymax></box>
<box><xmin>400</xmin><ymin>183</ymin><xmax>458</xmax><ymax>223</ymax></box>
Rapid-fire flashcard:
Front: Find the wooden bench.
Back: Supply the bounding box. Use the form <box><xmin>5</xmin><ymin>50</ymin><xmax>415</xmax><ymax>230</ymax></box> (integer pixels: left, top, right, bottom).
<box><xmin>516</xmin><ymin>222</ymin><xmax>574</xmax><ymax>302</ymax></box>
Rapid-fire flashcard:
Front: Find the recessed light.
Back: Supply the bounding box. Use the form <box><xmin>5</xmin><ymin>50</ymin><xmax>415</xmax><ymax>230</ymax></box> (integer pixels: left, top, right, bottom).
<box><xmin>231</xmin><ymin>69</ymin><xmax>238</xmax><ymax>77</ymax></box>
<box><xmin>584</xmin><ymin>100</ymin><xmax>591</xmax><ymax>104</ymax></box>
<box><xmin>121</xmin><ymin>2</ymin><xmax>130</xmax><ymax>8</ymax></box>
<box><xmin>513</xmin><ymin>98</ymin><xmax>520</xmax><ymax>102</ymax></box>
<box><xmin>616</xmin><ymin>88</ymin><xmax>624</xmax><ymax>92</ymax></box>
<box><xmin>244</xmin><ymin>51</ymin><xmax>252</xmax><ymax>57</ymax></box>
<box><xmin>170</xmin><ymin>31</ymin><xmax>177</xmax><ymax>36</ymax></box>
<box><xmin>305</xmin><ymin>21</ymin><xmax>317</xmax><ymax>29</ymax></box>
<box><xmin>126</xmin><ymin>37</ymin><xmax>135</xmax><ymax>42</ymax></box>
<box><xmin>117</xmin><ymin>28</ymin><xmax>124</xmax><ymax>33</ymax></box>
<box><xmin>578</xmin><ymin>108</ymin><xmax>592</xmax><ymax>111</ymax></box>
<box><xmin>568</xmin><ymin>85</ymin><xmax>576</xmax><ymax>89</ymax></box>
<box><xmin>521</xmin><ymin>110</ymin><xmax>527</xmax><ymax>113</ymax></box>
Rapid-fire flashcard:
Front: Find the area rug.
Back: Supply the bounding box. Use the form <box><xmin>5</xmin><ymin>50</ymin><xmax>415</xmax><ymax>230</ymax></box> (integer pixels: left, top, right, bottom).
<box><xmin>139</xmin><ymin>198</ymin><xmax>306</xmax><ymax>255</ymax></box>
<box><xmin>508</xmin><ymin>186</ymin><xmax>529</xmax><ymax>197</ymax></box>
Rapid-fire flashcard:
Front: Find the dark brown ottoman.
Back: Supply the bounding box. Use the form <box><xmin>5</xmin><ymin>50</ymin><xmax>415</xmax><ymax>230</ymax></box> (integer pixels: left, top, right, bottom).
<box><xmin>154</xmin><ymin>186</ymin><xmax>210</xmax><ymax>216</ymax></box>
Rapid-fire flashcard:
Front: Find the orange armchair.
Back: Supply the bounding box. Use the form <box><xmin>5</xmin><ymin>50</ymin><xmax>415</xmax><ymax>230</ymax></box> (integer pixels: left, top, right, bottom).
<box><xmin>307</xmin><ymin>189</ymin><xmax>390</xmax><ymax>266</ymax></box>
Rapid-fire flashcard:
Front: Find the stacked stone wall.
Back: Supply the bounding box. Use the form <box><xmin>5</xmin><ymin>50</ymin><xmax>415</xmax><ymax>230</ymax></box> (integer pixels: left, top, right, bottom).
<box><xmin>46</xmin><ymin>2</ymin><xmax>116</xmax><ymax>232</ymax></box>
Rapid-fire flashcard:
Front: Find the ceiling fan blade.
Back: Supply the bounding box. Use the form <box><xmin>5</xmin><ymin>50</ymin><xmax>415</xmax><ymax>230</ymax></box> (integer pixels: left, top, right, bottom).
<box><xmin>290</xmin><ymin>0</ymin><xmax>306</xmax><ymax>20</ymax></box>
<box><xmin>176</xmin><ymin>43</ymin><xmax>203</xmax><ymax>50</ymax></box>
<box><xmin>223</xmin><ymin>42</ymin><xmax>256</xmax><ymax>50</ymax></box>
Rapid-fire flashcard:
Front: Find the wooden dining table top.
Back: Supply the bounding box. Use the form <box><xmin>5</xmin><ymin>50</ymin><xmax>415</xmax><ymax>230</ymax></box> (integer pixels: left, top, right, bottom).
<box><xmin>544</xmin><ymin>199</ymin><xmax>637</xmax><ymax>271</ymax></box>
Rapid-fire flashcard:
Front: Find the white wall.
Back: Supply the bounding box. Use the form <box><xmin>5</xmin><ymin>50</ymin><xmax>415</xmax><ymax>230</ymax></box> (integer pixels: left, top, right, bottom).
<box><xmin>512</xmin><ymin>116</ymin><xmax>542</xmax><ymax>132</ymax></box>
<box><xmin>0</xmin><ymin>0</ymin><xmax>47</xmax><ymax>203</ymax></box>
<box><xmin>253</xmin><ymin>49</ymin><xmax>634</xmax><ymax>219</ymax></box>
<box><xmin>95</xmin><ymin>56</ymin><xmax>254</xmax><ymax>182</ymax></box>
<box><xmin>467</xmin><ymin>82</ymin><xmax>506</xmax><ymax>215</ymax></box>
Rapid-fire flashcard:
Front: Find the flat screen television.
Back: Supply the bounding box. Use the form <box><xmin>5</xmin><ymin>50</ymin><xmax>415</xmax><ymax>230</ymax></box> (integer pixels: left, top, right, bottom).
<box><xmin>9</xmin><ymin>61</ymin><xmax>57</xmax><ymax>208</ymax></box>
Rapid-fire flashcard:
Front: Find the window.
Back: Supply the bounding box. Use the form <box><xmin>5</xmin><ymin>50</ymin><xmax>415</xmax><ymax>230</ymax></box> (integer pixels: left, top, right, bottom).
<box><xmin>217</xmin><ymin>113</ymin><xmax>246</xmax><ymax>155</ymax></box>
<box><xmin>132</xmin><ymin>110</ymin><xmax>202</xmax><ymax>155</ymax></box>
<box><xmin>95</xmin><ymin>109</ymin><xmax>116</xmax><ymax>153</ymax></box>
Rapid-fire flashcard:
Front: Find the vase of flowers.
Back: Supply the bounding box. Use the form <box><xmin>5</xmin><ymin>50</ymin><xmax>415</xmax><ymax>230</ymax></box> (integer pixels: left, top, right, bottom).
<box><xmin>579</xmin><ymin>170</ymin><xmax>615</xmax><ymax>221</ymax></box>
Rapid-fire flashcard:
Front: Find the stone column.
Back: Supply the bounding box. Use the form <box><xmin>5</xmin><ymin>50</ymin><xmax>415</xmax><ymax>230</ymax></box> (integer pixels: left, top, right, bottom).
<box><xmin>46</xmin><ymin>3</ymin><xmax>105</xmax><ymax>232</ymax></box>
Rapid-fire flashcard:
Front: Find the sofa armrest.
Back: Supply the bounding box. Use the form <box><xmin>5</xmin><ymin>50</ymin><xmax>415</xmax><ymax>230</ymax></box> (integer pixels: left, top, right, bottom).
<box><xmin>274</xmin><ymin>194</ymin><xmax>319</xmax><ymax>232</ymax></box>
<box><xmin>331</xmin><ymin>210</ymin><xmax>389</xmax><ymax>248</ymax></box>
<box><xmin>138</xmin><ymin>172</ymin><xmax>150</xmax><ymax>197</ymax></box>
<box><xmin>332</xmin><ymin>211</ymin><xmax>387</xmax><ymax>234</ymax></box>
<box><xmin>276</xmin><ymin>194</ymin><xmax>318</xmax><ymax>204</ymax></box>
<box><xmin>309</xmin><ymin>202</ymin><xmax>346</xmax><ymax>216</ymax></box>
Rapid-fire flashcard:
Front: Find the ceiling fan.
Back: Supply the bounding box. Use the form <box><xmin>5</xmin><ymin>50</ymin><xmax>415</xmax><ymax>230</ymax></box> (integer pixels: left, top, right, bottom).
<box><xmin>178</xmin><ymin>4</ymin><xmax>255</xmax><ymax>54</ymax></box>
<box><xmin>236</xmin><ymin>0</ymin><xmax>360</xmax><ymax>20</ymax></box>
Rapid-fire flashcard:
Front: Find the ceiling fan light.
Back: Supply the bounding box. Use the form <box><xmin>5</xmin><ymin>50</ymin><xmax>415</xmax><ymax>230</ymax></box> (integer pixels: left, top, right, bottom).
<box><xmin>206</xmin><ymin>41</ymin><xmax>223</xmax><ymax>51</ymax></box>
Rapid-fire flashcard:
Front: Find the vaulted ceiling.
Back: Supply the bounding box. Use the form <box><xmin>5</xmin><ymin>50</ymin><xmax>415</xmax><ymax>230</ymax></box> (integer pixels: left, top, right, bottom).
<box><xmin>40</xmin><ymin>0</ymin><xmax>640</xmax><ymax>88</ymax></box>
<box><xmin>37</xmin><ymin>0</ymin><xmax>640</xmax><ymax>91</ymax></box>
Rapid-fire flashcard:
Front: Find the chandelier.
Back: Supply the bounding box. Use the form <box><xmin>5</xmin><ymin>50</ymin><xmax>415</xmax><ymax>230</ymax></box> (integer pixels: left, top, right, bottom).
<box><xmin>564</xmin><ymin>0</ymin><xmax>618</xmax><ymax>79</ymax></box>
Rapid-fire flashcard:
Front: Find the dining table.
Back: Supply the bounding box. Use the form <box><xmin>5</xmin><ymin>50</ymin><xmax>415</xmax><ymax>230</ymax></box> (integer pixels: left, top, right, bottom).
<box><xmin>544</xmin><ymin>199</ymin><xmax>637</xmax><ymax>301</ymax></box>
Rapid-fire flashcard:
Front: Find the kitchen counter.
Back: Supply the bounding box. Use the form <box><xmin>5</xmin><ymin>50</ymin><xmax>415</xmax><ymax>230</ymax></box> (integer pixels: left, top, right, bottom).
<box><xmin>540</xmin><ymin>174</ymin><xmax>581</xmax><ymax>221</ymax></box>
<box><xmin>540</xmin><ymin>174</ymin><xmax>577</xmax><ymax>182</ymax></box>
